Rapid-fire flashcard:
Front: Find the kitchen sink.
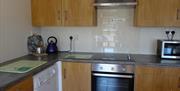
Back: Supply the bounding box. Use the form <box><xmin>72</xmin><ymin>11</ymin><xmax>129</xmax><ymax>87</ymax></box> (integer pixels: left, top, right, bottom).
<box><xmin>64</xmin><ymin>54</ymin><xmax>93</xmax><ymax>59</ymax></box>
<box><xmin>0</xmin><ymin>60</ymin><xmax>46</xmax><ymax>73</ymax></box>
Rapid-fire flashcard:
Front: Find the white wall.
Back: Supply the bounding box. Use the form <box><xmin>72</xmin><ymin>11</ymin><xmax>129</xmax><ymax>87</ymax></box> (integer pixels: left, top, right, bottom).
<box><xmin>0</xmin><ymin>0</ymin><xmax>32</xmax><ymax>63</ymax></box>
<box><xmin>41</xmin><ymin>8</ymin><xmax>180</xmax><ymax>55</ymax></box>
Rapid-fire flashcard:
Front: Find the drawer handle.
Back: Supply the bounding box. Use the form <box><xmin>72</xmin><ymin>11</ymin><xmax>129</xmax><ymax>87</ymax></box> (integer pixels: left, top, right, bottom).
<box><xmin>177</xmin><ymin>9</ymin><xmax>180</xmax><ymax>20</ymax></box>
<box><xmin>57</xmin><ymin>10</ymin><xmax>61</xmax><ymax>20</ymax></box>
<box><xmin>64</xmin><ymin>10</ymin><xmax>68</xmax><ymax>21</ymax></box>
<box><xmin>63</xmin><ymin>68</ymin><xmax>66</xmax><ymax>79</ymax></box>
<box><xmin>178</xmin><ymin>77</ymin><xmax>180</xmax><ymax>88</ymax></box>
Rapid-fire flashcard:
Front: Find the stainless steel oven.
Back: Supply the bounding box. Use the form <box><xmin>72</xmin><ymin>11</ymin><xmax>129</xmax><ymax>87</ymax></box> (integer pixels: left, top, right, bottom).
<box><xmin>92</xmin><ymin>64</ymin><xmax>134</xmax><ymax>91</ymax></box>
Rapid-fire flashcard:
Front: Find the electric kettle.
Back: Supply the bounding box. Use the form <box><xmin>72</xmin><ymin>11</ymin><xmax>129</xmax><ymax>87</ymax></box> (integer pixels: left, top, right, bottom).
<box><xmin>46</xmin><ymin>36</ymin><xmax>58</xmax><ymax>54</ymax></box>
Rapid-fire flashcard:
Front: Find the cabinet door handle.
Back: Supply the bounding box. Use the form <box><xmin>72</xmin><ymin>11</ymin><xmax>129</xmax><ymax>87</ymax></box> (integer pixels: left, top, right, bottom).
<box><xmin>58</xmin><ymin>16</ymin><xmax>61</xmax><ymax>21</ymax></box>
<box><xmin>63</xmin><ymin>68</ymin><xmax>66</xmax><ymax>79</ymax></box>
<box><xmin>177</xmin><ymin>9</ymin><xmax>180</xmax><ymax>20</ymax></box>
<box><xmin>178</xmin><ymin>77</ymin><xmax>180</xmax><ymax>88</ymax></box>
<box><xmin>57</xmin><ymin>10</ymin><xmax>61</xmax><ymax>20</ymax></box>
<box><xmin>57</xmin><ymin>10</ymin><xmax>61</xmax><ymax>14</ymax></box>
<box><xmin>64</xmin><ymin>11</ymin><xmax>68</xmax><ymax>21</ymax></box>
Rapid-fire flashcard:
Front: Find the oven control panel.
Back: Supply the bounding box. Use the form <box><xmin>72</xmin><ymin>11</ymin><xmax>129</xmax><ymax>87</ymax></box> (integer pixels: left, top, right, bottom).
<box><xmin>92</xmin><ymin>64</ymin><xmax>134</xmax><ymax>73</ymax></box>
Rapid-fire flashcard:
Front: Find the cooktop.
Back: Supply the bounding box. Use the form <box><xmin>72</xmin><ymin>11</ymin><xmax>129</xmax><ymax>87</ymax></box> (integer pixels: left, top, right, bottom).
<box><xmin>63</xmin><ymin>53</ymin><xmax>135</xmax><ymax>62</ymax></box>
<box><xmin>92</xmin><ymin>53</ymin><xmax>135</xmax><ymax>62</ymax></box>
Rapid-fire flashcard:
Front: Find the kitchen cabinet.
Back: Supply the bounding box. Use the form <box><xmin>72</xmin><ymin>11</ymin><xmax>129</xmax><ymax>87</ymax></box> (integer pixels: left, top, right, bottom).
<box><xmin>5</xmin><ymin>76</ymin><xmax>33</xmax><ymax>91</ymax></box>
<box><xmin>62</xmin><ymin>62</ymin><xmax>91</xmax><ymax>91</ymax></box>
<box><xmin>134</xmin><ymin>0</ymin><xmax>180</xmax><ymax>27</ymax></box>
<box><xmin>31</xmin><ymin>0</ymin><xmax>61</xmax><ymax>26</ymax></box>
<box><xmin>135</xmin><ymin>65</ymin><xmax>180</xmax><ymax>91</ymax></box>
<box><xmin>31</xmin><ymin>0</ymin><xmax>96</xmax><ymax>26</ymax></box>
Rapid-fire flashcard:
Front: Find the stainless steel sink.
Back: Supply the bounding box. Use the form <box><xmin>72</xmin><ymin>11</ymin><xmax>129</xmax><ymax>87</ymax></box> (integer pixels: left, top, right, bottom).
<box><xmin>64</xmin><ymin>54</ymin><xmax>93</xmax><ymax>59</ymax></box>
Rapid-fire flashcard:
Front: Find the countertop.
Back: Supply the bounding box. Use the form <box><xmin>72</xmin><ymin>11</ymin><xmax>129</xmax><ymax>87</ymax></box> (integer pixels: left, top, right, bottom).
<box><xmin>0</xmin><ymin>52</ymin><xmax>180</xmax><ymax>90</ymax></box>
<box><xmin>0</xmin><ymin>54</ymin><xmax>59</xmax><ymax>91</ymax></box>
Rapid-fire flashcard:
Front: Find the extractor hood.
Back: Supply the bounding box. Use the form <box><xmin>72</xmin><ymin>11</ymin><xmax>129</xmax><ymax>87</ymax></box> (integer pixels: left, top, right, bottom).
<box><xmin>94</xmin><ymin>0</ymin><xmax>137</xmax><ymax>7</ymax></box>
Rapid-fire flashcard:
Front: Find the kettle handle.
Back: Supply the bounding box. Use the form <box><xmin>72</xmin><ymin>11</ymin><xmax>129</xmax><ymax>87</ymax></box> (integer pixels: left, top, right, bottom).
<box><xmin>47</xmin><ymin>36</ymin><xmax>57</xmax><ymax>44</ymax></box>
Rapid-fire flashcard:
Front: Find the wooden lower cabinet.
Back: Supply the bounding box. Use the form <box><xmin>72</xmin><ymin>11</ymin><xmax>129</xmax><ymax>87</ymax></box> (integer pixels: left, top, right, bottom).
<box><xmin>5</xmin><ymin>76</ymin><xmax>33</xmax><ymax>91</ymax></box>
<box><xmin>62</xmin><ymin>62</ymin><xmax>91</xmax><ymax>91</ymax></box>
<box><xmin>135</xmin><ymin>66</ymin><xmax>180</xmax><ymax>91</ymax></box>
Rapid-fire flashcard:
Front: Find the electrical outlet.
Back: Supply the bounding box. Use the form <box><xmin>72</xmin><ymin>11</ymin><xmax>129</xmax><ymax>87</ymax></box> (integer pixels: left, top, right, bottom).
<box><xmin>69</xmin><ymin>36</ymin><xmax>73</xmax><ymax>40</ymax></box>
<box><xmin>70</xmin><ymin>35</ymin><xmax>78</xmax><ymax>40</ymax></box>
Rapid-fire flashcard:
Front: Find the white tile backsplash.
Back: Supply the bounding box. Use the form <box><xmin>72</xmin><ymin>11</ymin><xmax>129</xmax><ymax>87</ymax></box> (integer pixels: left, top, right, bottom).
<box><xmin>41</xmin><ymin>8</ymin><xmax>180</xmax><ymax>54</ymax></box>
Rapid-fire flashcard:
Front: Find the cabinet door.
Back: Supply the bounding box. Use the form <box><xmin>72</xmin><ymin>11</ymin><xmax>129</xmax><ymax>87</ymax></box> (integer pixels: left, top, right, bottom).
<box><xmin>31</xmin><ymin>0</ymin><xmax>61</xmax><ymax>26</ymax></box>
<box><xmin>169</xmin><ymin>67</ymin><xmax>180</xmax><ymax>91</ymax></box>
<box><xmin>135</xmin><ymin>0</ymin><xmax>177</xmax><ymax>27</ymax></box>
<box><xmin>135</xmin><ymin>66</ymin><xmax>172</xmax><ymax>91</ymax></box>
<box><xmin>62</xmin><ymin>0</ymin><xmax>96</xmax><ymax>26</ymax></box>
<box><xmin>6</xmin><ymin>76</ymin><xmax>33</xmax><ymax>91</ymax></box>
<box><xmin>62</xmin><ymin>62</ymin><xmax>91</xmax><ymax>91</ymax></box>
<box><xmin>135</xmin><ymin>66</ymin><xmax>180</xmax><ymax>91</ymax></box>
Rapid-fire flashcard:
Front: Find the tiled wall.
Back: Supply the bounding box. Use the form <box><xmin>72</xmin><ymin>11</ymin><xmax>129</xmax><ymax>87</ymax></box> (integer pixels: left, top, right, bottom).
<box><xmin>41</xmin><ymin>8</ymin><xmax>180</xmax><ymax>55</ymax></box>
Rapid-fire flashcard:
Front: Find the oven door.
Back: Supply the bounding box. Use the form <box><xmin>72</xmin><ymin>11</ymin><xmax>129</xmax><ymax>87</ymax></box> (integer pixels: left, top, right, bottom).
<box><xmin>92</xmin><ymin>72</ymin><xmax>134</xmax><ymax>91</ymax></box>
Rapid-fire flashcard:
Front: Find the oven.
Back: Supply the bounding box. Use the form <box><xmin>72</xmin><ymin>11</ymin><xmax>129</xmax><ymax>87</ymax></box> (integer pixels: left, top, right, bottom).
<box><xmin>92</xmin><ymin>64</ymin><xmax>134</xmax><ymax>91</ymax></box>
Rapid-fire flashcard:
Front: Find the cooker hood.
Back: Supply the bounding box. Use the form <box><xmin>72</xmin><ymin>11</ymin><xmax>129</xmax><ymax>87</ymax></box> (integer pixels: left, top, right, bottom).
<box><xmin>94</xmin><ymin>0</ymin><xmax>137</xmax><ymax>7</ymax></box>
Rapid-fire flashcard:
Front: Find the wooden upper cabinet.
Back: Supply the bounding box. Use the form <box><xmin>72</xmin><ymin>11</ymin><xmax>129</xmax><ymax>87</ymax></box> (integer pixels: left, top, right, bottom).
<box><xmin>135</xmin><ymin>66</ymin><xmax>180</xmax><ymax>91</ymax></box>
<box><xmin>62</xmin><ymin>0</ymin><xmax>96</xmax><ymax>26</ymax></box>
<box><xmin>134</xmin><ymin>0</ymin><xmax>180</xmax><ymax>27</ymax></box>
<box><xmin>31</xmin><ymin>0</ymin><xmax>61</xmax><ymax>26</ymax></box>
<box><xmin>62</xmin><ymin>62</ymin><xmax>91</xmax><ymax>91</ymax></box>
<box><xmin>31</xmin><ymin>0</ymin><xmax>96</xmax><ymax>26</ymax></box>
<box><xmin>5</xmin><ymin>76</ymin><xmax>33</xmax><ymax>91</ymax></box>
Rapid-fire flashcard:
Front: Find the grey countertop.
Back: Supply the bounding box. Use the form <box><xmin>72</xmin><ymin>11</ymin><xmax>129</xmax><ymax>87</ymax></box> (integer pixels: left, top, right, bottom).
<box><xmin>0</xmin><ymin>52</ymin><xmax>180</xmax><ymax>90</ymax></box>
<box><xmin>0</xmin><ymin>54</ymin><xmax>59</xmax><ymax>91</ymax></box>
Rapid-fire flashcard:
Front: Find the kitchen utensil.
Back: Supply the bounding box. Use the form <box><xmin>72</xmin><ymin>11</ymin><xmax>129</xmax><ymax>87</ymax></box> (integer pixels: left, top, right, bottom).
<box><xmin>46</xmin><ymin>36</ymin><xmax>58</xmax><ymax>54</ymax></box>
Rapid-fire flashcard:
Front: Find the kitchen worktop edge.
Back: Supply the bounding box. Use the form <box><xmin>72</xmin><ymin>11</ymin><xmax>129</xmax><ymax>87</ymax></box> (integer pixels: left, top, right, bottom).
<box><xmin>0</xmin><ymin>52</ymin><xmax>180</xmax><ymax>90</ymax></box>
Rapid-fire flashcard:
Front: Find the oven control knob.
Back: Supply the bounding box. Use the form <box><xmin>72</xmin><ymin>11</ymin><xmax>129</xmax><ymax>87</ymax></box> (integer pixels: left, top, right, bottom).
<box><xmin>122</xmin><ymin>68</ymin><xmax>126</xmax><ymax>72</ymax></box>
<box><xmin>111</xmin><ymin>67</ymin><xmax>114</xmax><ymax>71</ymax></box>
<box><xmin>100</xmin><ymin>67</ymin><xmax>103</xmax><ymax>70</ymax></box>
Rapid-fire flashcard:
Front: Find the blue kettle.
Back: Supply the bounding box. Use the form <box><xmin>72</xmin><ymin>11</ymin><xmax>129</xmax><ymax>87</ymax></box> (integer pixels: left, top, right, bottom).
<box><xmin>46</xmin><ymin>36</ymin><xmax>58</xmax><ymax>54</ymax></box>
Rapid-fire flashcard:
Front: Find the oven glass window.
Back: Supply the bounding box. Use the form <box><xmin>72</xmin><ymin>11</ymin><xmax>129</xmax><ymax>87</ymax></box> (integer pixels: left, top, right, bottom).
<box><xmin>93</xmin><ymin>75</ymin><xmax>134</xmax><ymax>91</ymax></box>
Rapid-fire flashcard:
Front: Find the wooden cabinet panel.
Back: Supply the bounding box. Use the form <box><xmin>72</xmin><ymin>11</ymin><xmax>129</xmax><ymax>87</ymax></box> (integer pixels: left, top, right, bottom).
<box><xmin>63</xmin><ymin>0</ymin><xmax>96</xmax><ymax>26</ymax></box>
<box><xmin>31</xmin><ymin>0</ymin><xmax>62</xmax><ymax>26</ymax></box>
<box><xmin>170</xmin><ymin>68</ymin><xmax>180</xmax><ymax>91</ymax></box>
<box><xmin>5</xmin><ymin>76</ymin><xmax>33</xmax><ymax>91</ymax></box>
<box><xmin>31</xmin><ymin>0</ymin><xmax>96</xmax><ymax>26</ymax></box>
<box><xmin>135</xmin><ymin>0</ymin><xmax>178</xmax><ymax>27</ymax></box>
<box><xmin>135</xmin><ymin>66</ymin><xmax>172</xmax><ymax>91</ymax></box>
<box><xmin>62</xmin><ymin>62</ymin><xmax>91</xmax><ymax>91</ymax></box>
<box><xmin>135</xmin><ymin>66</ymin><xmax>180</xmax><ymax>91</ymax></box>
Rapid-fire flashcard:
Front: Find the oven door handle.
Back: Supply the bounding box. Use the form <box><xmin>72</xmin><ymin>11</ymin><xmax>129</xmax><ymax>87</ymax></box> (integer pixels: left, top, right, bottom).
<box><xmin>93</xmin><ymin>73</ymin><xmax>133</xmax><ymax>78</ymax></box>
